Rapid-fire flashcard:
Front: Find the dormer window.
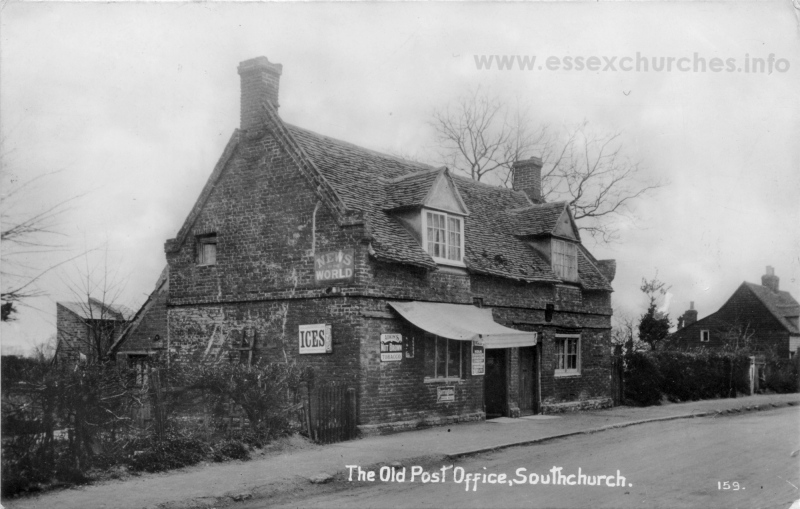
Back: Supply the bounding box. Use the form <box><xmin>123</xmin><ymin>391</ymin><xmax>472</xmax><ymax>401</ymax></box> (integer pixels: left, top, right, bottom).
<box><xmin>423</xmin><ymin>210</ymin><xmax>464</xmax><ymax>266</ymax></box>
<box><xmin>551</xmin><ymin>239</ymin><xmax>578</xmax><ymax>282</ymax></box>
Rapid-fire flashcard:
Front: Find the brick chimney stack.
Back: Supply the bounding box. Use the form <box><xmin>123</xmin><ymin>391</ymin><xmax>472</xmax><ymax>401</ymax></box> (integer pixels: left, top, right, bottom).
<box><xmin>237</xmin><ymin>56</ymin><xmax>283</xmax><ymax>132</ymax></box>
<box><xmin>762</xmin><ymin>265</ymin><xmax>779</xmax><ymax>293</ymax></box>
<box><xmin>512</xmin><ymin>157</ymin><xmax>544</xmax><ymax>204</ymax></box>
<box><xmin>682</xmin><ymin>301</ymin><xmax>698</xmax><ymax>327</ymax></box>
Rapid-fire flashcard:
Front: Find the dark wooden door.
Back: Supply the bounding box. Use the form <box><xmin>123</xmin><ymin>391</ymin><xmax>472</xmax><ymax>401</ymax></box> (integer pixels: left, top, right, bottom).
<box><xmin>484</xmin><ymin>349</ymin><xmax>507</xmax><ymax>418</ymax></box>
<box><xmin>519</xmin><ymin>346</ymin><xmax>538</xmax><ymax>415</ymax></box>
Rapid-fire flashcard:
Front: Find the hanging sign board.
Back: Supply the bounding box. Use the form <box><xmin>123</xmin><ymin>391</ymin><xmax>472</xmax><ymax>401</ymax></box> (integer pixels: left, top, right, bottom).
<box><xmin>380</xmin><ymin>333</ymin><xmax>403</xmax><ymax>361</ymax></box>
<box><xmin>299</xmin><ymin>324</ymin><xmax>332</xmax><ymax>354</ymax></box>
<box><xmin>437</xmin><ymin>386</ymin><xmax>455</xmax><ymax>403</ymax></box>
<box><xmin>314</xmin><ymin>249</ymin><xmax>355</xmax><ymax>284</ymax></box>
<box><xmin>472</xmin><ymin>342</ymin><xmax>485</xmax><ymax>376</ymax></box>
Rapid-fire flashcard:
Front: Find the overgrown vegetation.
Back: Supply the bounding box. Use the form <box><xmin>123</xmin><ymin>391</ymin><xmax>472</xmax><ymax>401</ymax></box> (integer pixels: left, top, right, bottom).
<box><xmin>622</xmin><ymin>349</ymin><xmax>797</xmax><ymax>406</ymax></box>
<box><xmin>1</xmin><ymin>356</ymin><xmax>314</xmax><ymax>498</ymax></box>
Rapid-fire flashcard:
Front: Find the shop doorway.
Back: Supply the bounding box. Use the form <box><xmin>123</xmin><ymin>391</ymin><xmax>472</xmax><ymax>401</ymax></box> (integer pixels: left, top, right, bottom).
<box><xmin>519</xmin><ymin>346</ymin><xmax>539</xmax><ymax>415</ymax></box>
<box><xmin>484</xmin><ymin>349</ymin><xmax>507</xmax><ymax>418</ymax></box>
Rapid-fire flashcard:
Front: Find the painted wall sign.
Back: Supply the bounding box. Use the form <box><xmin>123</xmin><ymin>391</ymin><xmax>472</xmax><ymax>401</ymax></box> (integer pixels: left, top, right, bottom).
<box><xmin>437</xmin><ymin>386</ymin><xmax>455</xmax><ymax>403</ymax></box>
<box><xmin>380</xmin><ymin>333</ymin><xmax>403</xmax><ymax>361</ymax></box>
<box><xmin>314</xmin><ymin>249</ymin><xmax>355</xmax><ymax>284</ymax></box>
<box><xmin>299</xmin><ymin>324</ymin><xmax>332</xmax><ymax>354</ymax></box>
<box><xmin>472</xmin><ymin>342</ymin><xmax>485</xmax><ymax>376</ymax></box>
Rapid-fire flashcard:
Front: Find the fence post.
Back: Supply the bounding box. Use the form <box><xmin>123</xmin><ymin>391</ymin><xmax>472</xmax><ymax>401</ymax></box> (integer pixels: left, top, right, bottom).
<box><xmin>347</xmin><ymin>387</ymin><xmax>357</xmax><ymax>439</ymax></box>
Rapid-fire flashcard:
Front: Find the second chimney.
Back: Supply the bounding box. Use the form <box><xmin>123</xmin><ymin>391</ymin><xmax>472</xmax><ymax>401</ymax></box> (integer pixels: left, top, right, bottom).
<box><xmin>682</xmin><ymin>301</ymin><xmax>698</xmax><ymax>327</ymax></box>
<box><xmin>237</xmin><ymin>56</ymin><xmax>283</xmax><ymax>132</ymax></box>
<box><xmin>512</xmin><ymin>157</ymin><xmax>544</xmax><ymax>204</ymax></box>
<box><xmin>762</xmin><ymin>266</ymin><xmax>779</xmax><ymax>292</ymax></box>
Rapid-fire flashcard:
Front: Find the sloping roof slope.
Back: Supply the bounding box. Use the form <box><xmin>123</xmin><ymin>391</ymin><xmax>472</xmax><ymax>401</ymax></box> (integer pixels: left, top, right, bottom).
<box><xmin>507</xmin><ymin>202</ymin><xmax>567</xmax><ymax>237</ymax></box>
<box><xmin>743</xmin><ymin>282</ymin><xmax>800</xmax><ymax>334</ymax></box>
<box><xmin>285</xmin><ymin>123</ymin><xmax>612</xmax><ymax>290</ymax></box>
<box><xmin>59</xmin><ymin>299</ymin><xmax>133</xmax><ymax>321</ymax></box>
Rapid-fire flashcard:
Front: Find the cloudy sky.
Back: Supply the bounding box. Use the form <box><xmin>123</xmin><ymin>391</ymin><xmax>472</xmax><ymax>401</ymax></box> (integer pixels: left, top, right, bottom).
<box><xmin>1</xmin><ymin>2</ymin><xmax>798</xmax><ymax>355</ymax></box>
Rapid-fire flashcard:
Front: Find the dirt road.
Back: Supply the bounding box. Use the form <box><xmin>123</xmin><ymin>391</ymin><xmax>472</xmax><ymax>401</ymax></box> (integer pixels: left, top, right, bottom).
<box><xmin>260</xmin><ymin>406</ymin><xmax>800</xmax><ymax>509</ymax></box>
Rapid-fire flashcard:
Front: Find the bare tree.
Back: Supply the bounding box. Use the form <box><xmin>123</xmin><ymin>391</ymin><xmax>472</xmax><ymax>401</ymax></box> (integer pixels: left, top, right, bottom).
<box><xmin>428</xmin><ymin>88</ymin><xmax>667</xmax><ymax>243</ymax></box>
<box><xmin>1</xmin><ymin>134</ymin><xmax>85</xmax><ymax>320</ymax></box>
<box><xmin>55</xmin><ymin>247</ymin><xmax>131</xmax><ymax>363</ymax></box>
<box><xmin>429</xmin><ymin>87</ymin><xmax>549</xmax><ymax>186</ymax></box>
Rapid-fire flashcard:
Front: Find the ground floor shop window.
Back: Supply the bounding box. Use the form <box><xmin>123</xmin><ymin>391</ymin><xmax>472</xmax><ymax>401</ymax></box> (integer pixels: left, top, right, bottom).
<box><xmin>555</xmin><ymin>334</ymin><xmax>580</xmax><ymax>376</ymax></box>
<box><xmin>424</xmin><ymin>334</ymin><xmax>463</xmax><ymax>380</ymax></box>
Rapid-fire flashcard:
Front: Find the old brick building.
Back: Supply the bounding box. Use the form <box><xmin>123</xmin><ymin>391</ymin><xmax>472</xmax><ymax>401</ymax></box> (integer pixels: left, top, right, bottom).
<box><xmin>125</xmin><ymin>56</ymin><xmax>617</xmax><ymax>430</ymax></box>
<box><xmin>671</xmin><ymin>266</ymin><xmax>800</xmax><ymax>358</ymax></box>
<box><xmin>55</xmin><ymin>298</ymin><xmax>132</xmax><ymax>363</ymax></box>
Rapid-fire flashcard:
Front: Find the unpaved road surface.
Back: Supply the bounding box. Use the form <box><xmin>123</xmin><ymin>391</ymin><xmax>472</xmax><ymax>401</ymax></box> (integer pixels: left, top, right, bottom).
<box><xmin>258</xmin><ymin>406</ymin><xmax>800</xmax><ymax>509</ymax></box>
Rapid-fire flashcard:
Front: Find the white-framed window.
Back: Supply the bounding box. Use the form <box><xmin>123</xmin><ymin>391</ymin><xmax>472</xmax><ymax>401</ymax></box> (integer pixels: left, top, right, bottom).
<box><xmin>197</xmin><ymin>234</ymin><xmax>217</xmax><ymax>266</ymax></box>
<box><xmin>424</xmin><ymin>334</ymin><xmax>463</xmax><ymax>380</ymax></box>
<box><xmin>555</xmin><ymin>334</ymin><xmax>580</xmax><ymax>376</ymax></box>
<box><xmin>551</xmin><ymin>239</ymin><xmax>578</xmax><ymax>282</ymax></box>
<box><xmin>700</xmin><ymin>330</ymin><xmax>710</xmax><ymax>342</ymax></box>
<box><xmin>422</xmin><ymin>210</ymin><xmax>464</xmax><ymax>266</ymax></box>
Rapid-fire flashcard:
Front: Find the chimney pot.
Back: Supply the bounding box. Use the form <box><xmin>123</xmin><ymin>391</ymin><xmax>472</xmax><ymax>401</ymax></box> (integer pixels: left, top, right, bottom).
<box><xmin>512</xmin><ymin>156</ymin><xmax>544</xmax><ymax>203</ymax></box>
<box><xmin>237</xmin><ymin>56</ymin><xmax>283</xmax><ymax>131</ymax></box>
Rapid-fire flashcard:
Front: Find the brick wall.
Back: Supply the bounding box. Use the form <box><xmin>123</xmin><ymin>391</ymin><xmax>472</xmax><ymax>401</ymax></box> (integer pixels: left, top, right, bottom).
<box><xmin>56</xmin><ymin>305</ymin><xmax>89</xmax><ymax>363</ymax></box>
<box><xmin>164</xmin><ymin>123</ymin><xmax>613</xmax><ymax>426</ymax></box>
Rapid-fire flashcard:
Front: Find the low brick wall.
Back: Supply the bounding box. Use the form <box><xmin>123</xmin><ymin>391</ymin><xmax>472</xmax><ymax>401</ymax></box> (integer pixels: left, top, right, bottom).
<box><xmin>358</xmin><ymin>411</ymin><xmax>485</xmax><ymax>436</ymax></box>
<box><xmin>541</xmin><ymin>397</ymin><xmax>613</xmax><ymax>414</ymax></box>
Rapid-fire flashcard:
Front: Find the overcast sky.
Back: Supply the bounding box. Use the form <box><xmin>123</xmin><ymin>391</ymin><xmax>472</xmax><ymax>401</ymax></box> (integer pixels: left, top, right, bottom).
<box><xmin>1</xmin><ymin>2</ymin><xmax>798</xmax><ymax>356</ymax></box>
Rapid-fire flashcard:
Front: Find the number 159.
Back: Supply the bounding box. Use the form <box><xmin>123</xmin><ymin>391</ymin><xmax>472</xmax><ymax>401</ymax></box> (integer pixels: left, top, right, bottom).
<box><xmin>718</xmin><ymin>481</ymin><xmax>742</xmax><ymax>490</ymax></box>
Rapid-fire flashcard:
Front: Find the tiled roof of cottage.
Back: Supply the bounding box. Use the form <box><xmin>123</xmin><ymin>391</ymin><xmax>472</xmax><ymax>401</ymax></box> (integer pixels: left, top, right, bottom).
<box><xmin>507</xmin><ymin>202</ymin><xmax>567</xmax><ymax>237</ymax></box>
<box><xmin>743</xmin><ymin>282</ymin><xmax>800</xmax><ymax>334</ymax></box>
<box><xmin>384</xmin><ymin>169</ymin><xmax>443</xmax><ymax>209</ymax></box>
<box><xmin>284</xmin><ymin>123</ymin><xmax>613</xmax><ymax>290</ymax></box>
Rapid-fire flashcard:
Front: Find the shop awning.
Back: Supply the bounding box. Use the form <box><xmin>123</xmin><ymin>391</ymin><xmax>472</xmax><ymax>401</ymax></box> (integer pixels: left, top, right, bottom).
<box><xmin>387</xmin><ymin>301</ymin><xmax>537</xmax><ymax>349</ymax></box>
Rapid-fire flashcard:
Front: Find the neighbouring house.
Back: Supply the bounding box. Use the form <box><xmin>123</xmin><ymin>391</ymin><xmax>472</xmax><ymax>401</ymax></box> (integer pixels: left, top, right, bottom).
<box><xmin>147</xmin><ymin>55</ymin><xmax>616</xmax><ymax>431</ymax></box>
<box><xmin>671</xmin><ymin>266</ymin><xmax>800</xmax><ymax>358</ymax></box>
<box><xmin>54</xmin><ymin>298</ymin><xmax>133</xmax><ymax>364</ymax></box>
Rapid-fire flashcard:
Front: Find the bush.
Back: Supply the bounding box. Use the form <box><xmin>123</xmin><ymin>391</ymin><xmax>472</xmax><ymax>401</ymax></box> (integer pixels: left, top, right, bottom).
<box><xmin>211</xmin><ymin>439</ymin><xmax>250</xmax><ymax>462</ymax></box>
<box><xmin>623</xmin><ymin>351</ymin><xmax>663</xmax><ymax>406</ymax></box>
<box><xmin>126</xmin><ymin>432</ymin><xmax>208</xmax><ymax>473</ymax></box>
<box><xmin>763</xmin><ymin>358</ymin><xmax>799</xmax><ymax>393</ymax></box>
<box><xmin>623</xmin><ymin>350</ymin><xmax>750</xmax><ymax>406</ymax></box>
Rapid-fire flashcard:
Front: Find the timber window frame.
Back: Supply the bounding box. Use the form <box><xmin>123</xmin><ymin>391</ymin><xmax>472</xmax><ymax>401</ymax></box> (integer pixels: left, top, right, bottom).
<box><xmin>551</xmin><ymin>238</ymin><xmax>578</xmax><ymax>282</ymax></box>
<box><xmin>421</xmin><ymin>209</ymin><xmax>465</xmax><ymax>267</ymax></box>
<box><xmin>700</xmin><ymin>330</ymin><xmax>710</xmax><ymax>342</ymax></box>
<box><xmin>554</xmin><ymin>334</ymin><xmax>581</xmax><ymax>376</ymax></box>
<box><xmin>424</xmin><ymin>333</ymin><xmax>464</xmax><ymax>381</ymax></box>
<box><xmin>197</xmin><ymin>234</ymin><xmax>218</xmax><ymax>266</ymax></box>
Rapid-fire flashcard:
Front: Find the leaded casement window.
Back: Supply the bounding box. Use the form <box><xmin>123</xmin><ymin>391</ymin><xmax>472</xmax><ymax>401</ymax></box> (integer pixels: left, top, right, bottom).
<box><xmin>424</xmin><ymin>334</ymin><xmax>464</xmax><ymax>380</ymax></box>
<box><xmin>423</xmin><ymin>210</ymin><xmax>464</xmax><ymax>265</ymax></box>
<box><xmin>554</xmin><ymin>334</ymin><xmax>581</xmax><ymax>376</ymax></box>
<box><xmin>197</xmin><ymin>234</ymin><xmax>217</xmax><ymax>266</ymax></box>
<box><xmin>551</xmin><ymin>238</ymin><xmax>578</xmax><ymax>281</ymax></box>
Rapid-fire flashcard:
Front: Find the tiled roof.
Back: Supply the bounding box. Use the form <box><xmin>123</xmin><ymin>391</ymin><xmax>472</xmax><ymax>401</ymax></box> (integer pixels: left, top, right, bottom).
<box><xmin>744</xmin><ymin>282</ymin><xmax>800</xmax><ymax>334</ymax></box>
<box><xmin>384</xmin><ymin>169</ymin><xmax>442</xmax><ymax>209</ymax></box>
<box><xmin>285</xmin><ymin>123</ymin><xmax>613</xmax><ymax>290</ymax></box>
<box><xmin>508</xmin><ymin>202</ymin><xmax>567</xmax><ymax>237</ymax></box>
<box><xmin>59</xmin><ymin>299</ymin><xmax>133</xmax><ymax>321</ymax></box>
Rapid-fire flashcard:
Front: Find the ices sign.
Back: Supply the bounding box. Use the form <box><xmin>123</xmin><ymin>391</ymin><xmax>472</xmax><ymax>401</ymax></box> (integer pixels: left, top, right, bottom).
<box><xmin>299</xmin><ymin>324</ymin><xmax>332</xmax><ymax>354</ymax></box>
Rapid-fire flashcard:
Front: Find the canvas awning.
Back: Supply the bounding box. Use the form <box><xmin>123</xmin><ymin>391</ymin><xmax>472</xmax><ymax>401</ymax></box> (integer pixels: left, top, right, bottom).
<box><xmin>387</xmin><ymin>301</ymin><xmax>537</xmax><ymax>349</ymax></box>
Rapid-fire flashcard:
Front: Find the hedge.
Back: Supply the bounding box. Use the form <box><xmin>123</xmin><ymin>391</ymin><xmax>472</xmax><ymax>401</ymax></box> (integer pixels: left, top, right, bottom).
<box><xmin>623</xmin><ymin>350</ymin><xmax>751</xmax><ymax>406</ymax></box>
